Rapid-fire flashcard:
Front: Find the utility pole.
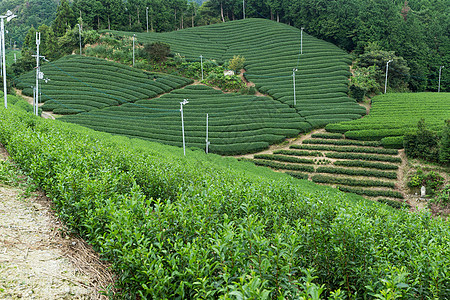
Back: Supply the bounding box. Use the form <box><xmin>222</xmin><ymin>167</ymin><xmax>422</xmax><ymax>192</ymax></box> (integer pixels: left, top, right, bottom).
<box><xmin>206</xmin><ymin>113</ymin><xmax>210</xmax><ymax>154</ymax></box>
<box><xmin>132</xmin><ymin>34</ymin><xmax>136</xmax><ymax>67</ymax></box>
<box><xmin>292</xmin><ymin>68</ymin><xmax>297</xmax><ymax>106</ymax></box>
<box><xmin>384</xmin><ymin>59</ymin><xmax>392</xmax><ymax>94</ymax></box>
<box><xmin>1</xmin><ymin>10</ymin><xmax>17</xmax><ymax>109</ymax></box>
<box><xmin>180</xmin><ymin>99</ymin><xmax>189</xmax><ymax>156</ymax></box>
<box><xmin>200</xmin><ymin>55</ymin><xmax>204</xmax><ymax>81</ymax></box>
<box><xmin>243</xmin><ymin>0</ymin><xmax>245</xmax><ymax>19</ymax></box>
<box><xmin>301</xmin><ymin>27</ymin><xmax>304</xmax><ymax>55</ymax></box>
<box><xmin>146</xmin><ymin>7</ymin><xmax>149</xmax><ymax>32</ymax></box>
<box><xmin>438</xmin><ymin>66</ymin><xmax>444</xmax><ymax>92</ymax></box>
<box><xmin>33</xmin><ymin>32</ymin><xmax>41</xmax><ymax>116</ymax></box>
<box><xmin>32</xmin><ymin>33</ymin><xmax>49</xmax><ymax>116</ymax></box>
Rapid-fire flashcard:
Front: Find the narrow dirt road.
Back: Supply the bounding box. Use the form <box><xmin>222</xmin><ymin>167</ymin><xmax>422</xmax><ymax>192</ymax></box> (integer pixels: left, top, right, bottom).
<box><xmin>0</xmin><ymin>147</ymin><xmax>114</xmax><ymax>299</ymax></box>
<box><xmin>14</xmin><ymin>89</ymin><xmax>57</xmax><ymax>120</ymax></box>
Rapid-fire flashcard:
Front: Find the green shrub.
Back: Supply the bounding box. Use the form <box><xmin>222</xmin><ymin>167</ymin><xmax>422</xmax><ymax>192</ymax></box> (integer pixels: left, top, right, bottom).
<box><xmin>377</xmin><ymin>198</ymin><xmax>410</xmax><ymax>209</ymax></box>
<box><xmin>338</xmin><ymin>186</ymin><xmax>404</xmax><ymax>199</ymax></box>
<box><xmin>381</xmin><ymin>136</ymin><xmax>404</xmax><ymax>149</ymax></box>
<box><xmin>312</xmin><ymin>174</ymin><xmax>395</xmax><ymax>188</ymax></box>
<box><xmin>143</xmin><ymin>41</ymin><xmax>171</xmax><ymax>62</ymax></box>
<box><xmin>325</xmin><ymin>152</ymin><xmax>402</xmax><ymax>163</ymax></box>
<box><xmin>334</xmin><ymin>160</ymin><xmax>398</xmax><ymax>170</ymax></box>
<box><xmin>311</xmin><ymin>133</ymin><xmax>343</xmax><ymax>139</ymax></box>
<box><xmin>316</xmin><ymin>166</ymin><xmax>397</xmax><ymax>179</ymax></box>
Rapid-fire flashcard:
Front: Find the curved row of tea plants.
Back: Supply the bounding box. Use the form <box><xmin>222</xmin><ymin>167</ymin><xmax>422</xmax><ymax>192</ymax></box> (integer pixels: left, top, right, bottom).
<box><xmin>326</xmin><ymin>93</ymin><xmax>450</xmax><ymax>143</ymax></box>
<box><xmin>111</xmin><ymin>18</ymin><xmax>365</xmax><ymax>127</ymax></box>
<box><xmin>15</xmin><ymin>55</ymin><xmax>193</xmax><ymax>114</ymax></box>
<box><xmin>1</xmin><ymin>106</ymin><xmax>449</xmax><ymax>298</ymax></box>
<box><xmin>250</xmin><ymin>133</ymin><xmax>403</xmax><ymax>198</ymax></box>
<box><xmin>61</xmin><ymin>85</ymin><xmax>310</xmax><ymax>155</ymax></box>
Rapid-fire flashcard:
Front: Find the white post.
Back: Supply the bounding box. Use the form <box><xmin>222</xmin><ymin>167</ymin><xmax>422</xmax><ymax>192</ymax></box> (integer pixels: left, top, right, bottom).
<box><xmin>384</xmin><ymin>59</ymin><xmax>392</xmax><ymax>94</ymax></box>
<box><xmin>33</xmin><ymin>87</ymin><xmax>36</xmax><ymax>115</ymax></box>
<box><xmin>243</xmin><ymin>0</ymin><xmax>245</xmax><ymax>19</ymax></box>
<box><xmin>35</xmin><ymin>32</ymin><xmax>40</xmax><ymax>116</ymax></box>
<box><xmin>1</xmin><ymin>18</ymin><xmax>6</xmax><ymax>108</ymax></box>
<box><xmin>200</xmin><ymin>55</ymin><xmax>204</xmax><ymax>81</ymax></box>
<box><xmin>301</xmin><ymin>27</ymin><xmax>304</xmax><ymax>55</ymax></box>
<box><xmin>146</xmin><ymin>7</ymin><xmax>149</xmax><ymax>32</ymax></box>
<box><xmin>292</xmin><ymin>68</ymin><xmax>297</xmax><ymax>107</ymax></box>
<box><xmin>14</xmin><ymin>52</ymin><xmax>16</xmax><ymax>63</ymax></box>
<box><xmin>132</xmin><ymin>34</ymin><xmax>136</xmax><ymax>67</ymax></box>
<box><xmin>77</xmin><ymin>24</ymin><xmax>82</xmax><ymax>55</ymax></box>
<box><xmin>180</xmin><ymin>99</ymin><xmax>189</xmax><ymax>156</ymax></box>
<box><xmin>438</xmin><ymin>66</ymin><xmax>444</xmax><ymax>93</ymax></box>
<box><xmin>206</xmin><ymin>113</ymin><xmax>210</xmax><ymax>154</ymax></box>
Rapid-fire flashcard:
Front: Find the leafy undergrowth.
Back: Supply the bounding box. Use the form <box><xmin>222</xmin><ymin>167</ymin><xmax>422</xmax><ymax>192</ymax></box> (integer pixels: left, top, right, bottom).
<box><xmin>0</xmin><ymin>106</ymin><xmax>449</xmax><ymax>299</ymax></box>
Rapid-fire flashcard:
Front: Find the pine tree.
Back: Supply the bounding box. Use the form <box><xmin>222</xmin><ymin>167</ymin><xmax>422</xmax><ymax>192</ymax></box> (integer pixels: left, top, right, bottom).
<box><xmin>52</xmin><ymin>0</ymin><xmax>76</xmax><ymax>37</ymax></box>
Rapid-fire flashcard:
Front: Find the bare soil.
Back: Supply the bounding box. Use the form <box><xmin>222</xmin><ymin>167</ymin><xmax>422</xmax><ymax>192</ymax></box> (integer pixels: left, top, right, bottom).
<box><xmin>0</xmin><ymin>147</ymin><xmax>114</xmax><ymax>299</ymax></box>
<box><xmin>14</xmin><ymin>89</ymin><xmax>58</xmax><ymax>120</ymax></box>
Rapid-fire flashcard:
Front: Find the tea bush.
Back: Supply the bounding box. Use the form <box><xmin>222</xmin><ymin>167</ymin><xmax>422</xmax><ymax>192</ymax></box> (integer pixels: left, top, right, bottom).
<box><xmin>0</xmin><ymin>106</ymin><xmax>449</xmax><ymax>298</ymax></box>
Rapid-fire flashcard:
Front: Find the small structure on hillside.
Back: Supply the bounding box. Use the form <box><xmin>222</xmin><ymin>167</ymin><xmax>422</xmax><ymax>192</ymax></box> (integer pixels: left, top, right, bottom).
<box><xmin>224</xmin><ymin>70</ymin><xmax>235</xmax><ymax>76</ymax></box>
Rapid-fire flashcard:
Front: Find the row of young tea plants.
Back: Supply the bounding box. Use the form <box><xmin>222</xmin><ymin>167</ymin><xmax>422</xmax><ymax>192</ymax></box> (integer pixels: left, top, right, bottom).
<box><xmin>15</xmin><ymin>55</ymin><xmax>193</xmax><ymax>114</ymax></box>
<box><xmin>111</xmin><ymin>18</ymin><xmax>365</xmax><ymax>127</ymax></box>
<box><xmin>249</xmin><ymin>133</ymin><xmax>405</xmax><ymax>200</ymax></box>
<box><xmin>60</xmin><ymin>84</ymin><xmax>311</xmax><ymax>155</ymax></box>
<box><xmin>1</xmin><ymin>106</ymin><xmax>449</xmax><ymax>298</ymax></box>
<box><xmin>326</xmin><ymin>92</ymin><xmax>450</xmax><ymax>145</ymax></box>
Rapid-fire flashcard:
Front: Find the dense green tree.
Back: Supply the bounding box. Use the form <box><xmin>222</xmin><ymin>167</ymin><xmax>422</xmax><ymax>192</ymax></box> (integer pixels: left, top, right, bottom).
<box><xmin>52</xmin><ymin>0</ymin><xmax>76</xmax><ymax>36</ymax></box>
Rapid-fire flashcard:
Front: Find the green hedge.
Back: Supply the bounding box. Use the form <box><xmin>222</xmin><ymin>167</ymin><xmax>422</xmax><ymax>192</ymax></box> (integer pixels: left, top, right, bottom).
<box><xmin>311</xmin><ymin>174</ymin><xmax>395</xmax><ymax>188</ymax></box>
<box><xmin>310</xmin><ymin>133</ymin><xmax>344</xmax><ymax>139</ymax></box>
<box><xmin>273</xmin><ymin>149</ymin><xmax>323</xmax><ymax>157</ymax></box>
<box><xmin>381</xmin><ymin>136</ymin><xmax>404</xmax><ymax>149</ymax></box>
<box><xmin>285</xmin><ymin>171</ymin><xmax>309</xmax><ymax>180</ymax></box>
<box><xmin>252</xmin><ymin>159</ymin><xmax>315</xmax><ymax>172</ymax></box>
<box><xmin>293</xmin><ymin>144</ymin><xmax>398</xmax><ymax>155</ymax></box>
<box><xmin>377</xmin><ymin>198</ymin><xmax>410</xmax><ymax>209</ymax></box>
<box><xmin>334</xmin><ymin>160</ymin><xmax>398</xmax><ymax>170</ymax></box>
<box><xmin>316</xmin><ymin>166</ymin><xmax>398</xmax><ymax>179</ymax></box>
<box><xmin>302</xmin><ymin>139</ymin><xmax>381</xmax><ymax>147</ymax></box>
<box><xmin>338</xmin><ymin>186</ymin><xmax>404</xmax><ymax>199</ymax></box>
<box><xmin>325</xmin><ymin>152</ymin><xmax>402</xmax><ymax>163</ymax></box>
<box><xmin>254</xmin><ymin>154</ymin><xmax>314</xmax><ymax>164</ymax></box>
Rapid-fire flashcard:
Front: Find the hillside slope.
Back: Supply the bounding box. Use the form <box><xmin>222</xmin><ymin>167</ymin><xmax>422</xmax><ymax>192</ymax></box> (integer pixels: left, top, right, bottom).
<box><xmin>111</xmin><ymin>18</ymin><xmax>365</xmax><ymax>127</ymax></box>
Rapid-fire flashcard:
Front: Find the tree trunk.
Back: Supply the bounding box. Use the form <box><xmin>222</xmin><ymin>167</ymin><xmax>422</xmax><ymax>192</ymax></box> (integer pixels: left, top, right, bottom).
<box><xmin>271</xmin><ymin>8</ymin><xmax>273</xmax><ymax>20</ymax></box>
<box><xmin>181</xmin><ymin>14</ymin><xmax>184</xmax><ymax>29</ymax></box>
<box><xmin>137</xmin><ymin>8</ymin><xmax>140</xmax><ymax>24</ymax></box>
<box><xmin>277</xmin><ymin>12</ymin><xmax>279</xmax><ymax>22</ymax></box>
<box><xmin>192</xmin><ymin>11</ymin><xmax>194</xmax><ymax>27</ymax></box>
<box><xmin>98</xmin><ymin>15</ymin><xmax>100</xmax><ymax>29</ymax></box>
<box><xmin>220</xmin><ymin>2</ymin><xmax>225</xmax><ymax>22</ymax></box>
<box><xmin>108</xmin><ymin>15</ymin><xmax>110</xmax><ymax>30</ymax></box>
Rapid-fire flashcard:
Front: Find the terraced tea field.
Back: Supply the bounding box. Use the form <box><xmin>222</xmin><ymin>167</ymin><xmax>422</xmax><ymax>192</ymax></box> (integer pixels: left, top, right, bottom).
<box><xmin>61</xmin><ymin>85</ymin><xmax>309</xmax><ymax>154</ymax></box>
<box><xmin>111</xmin><ymin>18</ymin><xmax>365</xmax><ymax>127</ymax></box>
<box><xmin>246</xmin><ymin>132</ymin><xmax>405</xmax><ymax>202</ymax></box>
<box><xmin>326</xmin><ymin>92</ymin><xmax>450</xmax><ymax>143</ymax></box>
<box><xmin>15</xmin><ymin>55</ymin><xmax>193</xmax><ymax>114</ymax></box>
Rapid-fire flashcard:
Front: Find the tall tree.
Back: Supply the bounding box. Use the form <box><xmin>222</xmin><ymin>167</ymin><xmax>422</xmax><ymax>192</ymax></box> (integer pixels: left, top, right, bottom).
<box><xmin>52</xmin><ymin>0</ymin><xmax>76</xmax><ymax>36</ymax></box>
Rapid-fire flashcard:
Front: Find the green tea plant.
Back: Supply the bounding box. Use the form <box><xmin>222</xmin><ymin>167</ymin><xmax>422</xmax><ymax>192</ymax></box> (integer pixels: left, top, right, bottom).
<box><xmin>1</xmin><ymin>105</ymin><xmax>449</xmax><ymax>298</ymax></box>
<box><xmin>326</xmin><ymin>93</ymin><xmax>450</xmax><ymax>142</ymax></box>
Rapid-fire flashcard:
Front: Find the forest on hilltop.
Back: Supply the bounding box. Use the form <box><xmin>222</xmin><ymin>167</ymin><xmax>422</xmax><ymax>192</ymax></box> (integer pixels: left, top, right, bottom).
<box><xmin>1</xmin><ymin>0</ymin><xmax>448</xmax><ymax>92</ymax></box>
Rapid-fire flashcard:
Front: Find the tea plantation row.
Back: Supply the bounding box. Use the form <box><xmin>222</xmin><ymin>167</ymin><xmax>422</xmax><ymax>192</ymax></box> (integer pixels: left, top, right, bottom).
<box><xmin>112</xmin><ymin>18</ymin><xmax>365</xmax><ymax>126</ymax></box>
<box><xmin>250</xmin><ymin>134</ymin><xmax>404</xmax><ymax>200</ymax></box>
<box><xmin>326</xmin><ymin>93</ymin><xmax>450</xmax><ymax>143</ymax></box>
<box><xmin>61</xmin><ymin>85</ymin><xmax>310</xmax><ymax>155</ymax></box>
<box><xmin>1</xmin><ymin>106</ymin><xmax>449</xmax><ymax>298</ymax></box>
<box><xmin>15</xmin><ymin>55</ymin><xmax>193</xmax><ymax>114</ymax></box>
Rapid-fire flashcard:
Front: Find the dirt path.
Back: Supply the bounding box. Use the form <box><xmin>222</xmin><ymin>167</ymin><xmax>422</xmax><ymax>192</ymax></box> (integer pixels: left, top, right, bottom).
<box><xmin>14</xmin><ymin>89</ymin><xmax>57</xmax><ymax>120</ymax></box>
<box><xmin>0</xmin><ymin>148</ymin><xmax>114</xmax><ymax>299</ymax></box>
